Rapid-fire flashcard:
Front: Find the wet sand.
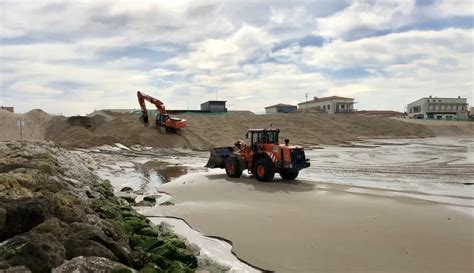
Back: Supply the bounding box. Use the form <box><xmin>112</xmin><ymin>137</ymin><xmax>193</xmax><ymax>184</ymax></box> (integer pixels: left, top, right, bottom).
<box><xmin>156</xmin><ymin>173</ymin><xmax>474</xmax><ymax>273</ymax></box>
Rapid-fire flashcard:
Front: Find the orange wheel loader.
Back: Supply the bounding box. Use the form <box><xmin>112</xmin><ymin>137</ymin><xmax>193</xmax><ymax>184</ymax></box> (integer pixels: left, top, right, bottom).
<box><xmin>206</xmin><ymin>128</ymin><xmax>310</xmax><ymax>182</ymax></box>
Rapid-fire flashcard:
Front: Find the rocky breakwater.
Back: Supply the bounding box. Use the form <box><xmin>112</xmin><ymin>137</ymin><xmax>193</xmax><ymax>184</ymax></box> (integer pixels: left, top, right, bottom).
<box><xmin>0</xmin><ymin>141</ymin><xmax>197</xmax><ymax>273</ymax></box>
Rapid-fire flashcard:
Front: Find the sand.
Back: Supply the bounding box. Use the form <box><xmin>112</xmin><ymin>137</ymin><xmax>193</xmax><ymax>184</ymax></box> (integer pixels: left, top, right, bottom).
<box><xmin>152</xmin><ymin>173</ymin><xmax>474</xmax><ymax>273</ymax></box>
<box><xmin>398</xmin><ymin>118</ymin><xmax>474</xmax><ymax>136</ymax></box>
<box><xmin>0</xmin><ymin>109</ymin><xmax>51</xmax><ymax>141</ymax></box>
<box><xmin>1</xmin><ymin>108</ymin><xmax>470</xmax><ymax>150</ymax></box>
<box><xmin>44</xmin><ymin>111</ymin><xmax>440</xmax><ymax>150</ymax></box>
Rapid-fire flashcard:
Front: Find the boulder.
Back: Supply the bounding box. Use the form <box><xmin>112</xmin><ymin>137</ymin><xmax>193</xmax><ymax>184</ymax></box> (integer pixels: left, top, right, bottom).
<box><xmin>63</xmin><ymin>239</ymin><xmax>118</xmax><ymax>262</ymax></box>
<box><xmin>120</xmin><ymin>187</ymin><xmax>133</xmax><ymax>193</ymax></box>
<box><xmin>52</xmin><ymin>256</ymin><xmax>132</xmax><ymax>273</ymax></box>
<box><xmin>0</xmin><ymin>232</ymin><xmax>66</xmax><ymax>273</ymax></box>
<box><xmin>0</xmin><ymin>197</ymin><xmax>52</xmax><ymax>241</ymax></box>
<box><xmin>68</xmin><ymin>222</ymin><xmax>131</xmax><ymax>264</ymax></box>
<box><xmin>115</xmin><ymin>192</ymin><xmax>137</xmax><ymax>204</ymax></box>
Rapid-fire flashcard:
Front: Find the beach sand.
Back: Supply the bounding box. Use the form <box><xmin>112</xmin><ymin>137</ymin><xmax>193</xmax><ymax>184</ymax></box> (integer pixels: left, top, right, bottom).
<box><xmin>153</xmin><ymin>173</ymin><xmax>474</xmax><ymax>273</ymax></box>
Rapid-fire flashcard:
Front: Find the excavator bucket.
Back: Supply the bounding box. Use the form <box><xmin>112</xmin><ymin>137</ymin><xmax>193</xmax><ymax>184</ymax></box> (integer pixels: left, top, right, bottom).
<box><xmin>205</xmin><ymin>147</ymin><xmax>235</xmax><ymax>168</ymax></box>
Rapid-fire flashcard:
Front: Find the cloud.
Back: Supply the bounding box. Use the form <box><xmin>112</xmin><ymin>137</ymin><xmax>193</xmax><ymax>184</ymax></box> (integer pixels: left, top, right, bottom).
<box><xmin>0</xmin><ymin>0</ymin><xmax>472</xmax><ymax>114</ymax></box>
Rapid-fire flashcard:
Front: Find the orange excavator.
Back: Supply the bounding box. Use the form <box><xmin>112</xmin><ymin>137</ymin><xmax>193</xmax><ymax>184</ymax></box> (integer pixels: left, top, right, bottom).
<box><xmin>137</xmin><ymin>91</ymin><xmax>186</xmax><ymax>133</ymax></box>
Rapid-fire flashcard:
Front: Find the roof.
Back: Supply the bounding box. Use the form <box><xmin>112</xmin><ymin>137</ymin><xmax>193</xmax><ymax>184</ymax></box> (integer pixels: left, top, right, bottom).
<box><xmin>298</xmin><ymin>96</ymin><xmax>354</xmax><ymax>105</ymax></box>
<box><xmin>265</xmin><ymin>103</ymin><xmax>297</xmax><ymax>109</ymax></box>
<box><xmin>248</xmin><ymin>128</ymin><xmax>280</xmax><ymax>132</ymax></box>
<box><xmin>202</xmin><ymin>100</ymin><xmax>227</xmax><ymax>103</ymax></box>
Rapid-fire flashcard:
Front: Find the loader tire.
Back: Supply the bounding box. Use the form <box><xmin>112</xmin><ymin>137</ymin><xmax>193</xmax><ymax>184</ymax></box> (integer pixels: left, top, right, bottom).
<box><xmin>254</xmin><ymin>158</ymin><xmax>275</xmax><ymax>182</ymax></box>
<box><xmin>225</xmin><ymin>157</ymin><xmax>243</xmax><ymax>178</ymax></box>
<box><xmin>280</xmin><ymin>171</ymin><xmax>299</xmax><ymax>180</ymax></box>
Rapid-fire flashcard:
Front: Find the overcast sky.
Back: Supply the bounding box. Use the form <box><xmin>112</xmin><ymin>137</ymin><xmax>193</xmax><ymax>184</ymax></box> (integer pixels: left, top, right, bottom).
<box><xmin>0</xmin><ymin>0</ymin><xmax>473</xmax><ymax>115</ymax></box>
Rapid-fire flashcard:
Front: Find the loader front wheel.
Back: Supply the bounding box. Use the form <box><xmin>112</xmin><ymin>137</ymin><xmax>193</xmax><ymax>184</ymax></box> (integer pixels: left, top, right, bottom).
<box><xmin>225</xmin><ymin>157</ymin><xmax>242</xmax><ymax>178</ymax></box>
<box><xmin>254</xmin><ymin>158</ymin><xmax>275</xmax><ymax>182</ymax></box>
<box><xmin>280</xmin><ymin>171</ymin><xmax>299</xmax><ymax>180</ymax></box>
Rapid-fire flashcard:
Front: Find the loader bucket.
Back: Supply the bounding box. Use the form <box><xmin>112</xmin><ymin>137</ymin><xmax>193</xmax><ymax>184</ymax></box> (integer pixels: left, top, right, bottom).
<box><xmin>205</xmin><ymin>147</ymin><xmax>235</xmax><ymax>168</ymax></box>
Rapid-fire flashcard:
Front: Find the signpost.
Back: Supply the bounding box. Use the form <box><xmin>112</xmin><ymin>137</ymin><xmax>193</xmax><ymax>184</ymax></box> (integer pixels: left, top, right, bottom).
<box><xmin>16</xmin><ymin>120</ymin><xmax>25</xmax><ymax>146</ymax></box>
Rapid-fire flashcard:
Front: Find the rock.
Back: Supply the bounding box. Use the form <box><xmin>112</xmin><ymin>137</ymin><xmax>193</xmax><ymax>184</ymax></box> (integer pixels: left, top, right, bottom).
<box><xmin>68</xmin><ymin>222</ymin><xmax>131</xmax><ymax>264</ymax></box>
<box><xmin>63</xmin><ymin>239</ymin><xmax>118</xmax><ymax>262</ymax></box>
<box><xmin>52</xmin><ymin>256</ymin><xmax>133</xmax><ymax>273</ymax></box>
<box><xmin>0</xmin><ymin>197</ymin><xmax>53</xmax><ymax>241</ymax></box>
<box><xmin>0</xmin><ymin>232</ymin><xmax>66</xmax><ymax>273</ymax></box>
<box><xmin>0</xmin><ymin>265</ymin><xmax>32</xmax><ymax>273</ymax></box>
<box><xmin>143</xmin><ymin>196</ymin><xmax>157</xmax><ymax>203</ymax></box>
<box><xmin>159</xmin><ymin>201</ymin><xmax>175</xmax><ymax>206</ymax></box>
<box><xmin>120</xmin><ymin>187</ymin><xmax>133</xmax><ymax>193</ymax></box>
<box><xmin>31</xmin><ymin>217</ymin><xmax>71</xmax><ymax>241</ymax></box>
<box><xmin>115</xmin><ymin>192</ymin><xmax>137</xmax><ymax>204</ymax></box>
<box><xmin>134</xmin><ymin>200</ymin><xmax>155</xmax><ymax>207</ymax></box>
<box><xmin>129</xmin><ymin>235</ymin><xmax>164</xmax><ymax>252</ymax></box>
<box><xmin>0</xmin><ymin>207</ymin><xmax>6</xmax><ymax>229</ymax></box>
<box><xmin>46</xmin><ymin>191</ymin><xmax>90</xmax><ymax>223</ymax></box>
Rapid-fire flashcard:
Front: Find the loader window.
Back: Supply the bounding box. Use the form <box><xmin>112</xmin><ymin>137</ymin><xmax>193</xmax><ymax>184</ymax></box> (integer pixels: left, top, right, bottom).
<box><xmin>267</xmin><ymin>131</ymin><xmax>278</xmax><ymax>143</ymax></box>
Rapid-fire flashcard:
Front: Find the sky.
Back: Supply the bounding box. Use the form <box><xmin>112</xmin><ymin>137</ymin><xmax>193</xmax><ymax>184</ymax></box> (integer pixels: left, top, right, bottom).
<box><xmin>0</xmin><ymin>0</ymin><xmax>473</xmax><ymax>115</ymax></box>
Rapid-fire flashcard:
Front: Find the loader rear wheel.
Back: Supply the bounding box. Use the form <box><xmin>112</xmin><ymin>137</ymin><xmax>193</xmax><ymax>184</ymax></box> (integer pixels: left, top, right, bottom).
<box><xmin>225</xmin><ymin>157</ymin><xmax>242</xmax><ymax>178</ymax></box>
<box><xmin>254</xmin><ymin>158</ymin><xmax>275</xmax><ymax>182</ymax></box>
<box><xmin>280</xmin><ymin>171</ymin><xmax>299</xmax><ymax>180</ymax></box>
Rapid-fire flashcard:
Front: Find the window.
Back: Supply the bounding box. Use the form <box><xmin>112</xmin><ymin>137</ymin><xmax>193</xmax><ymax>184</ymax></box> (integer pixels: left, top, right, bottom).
<box><xmin>327</xmin><ymin>105</ymin><xmax>331</xmax><ymax>110</ymax></box>
<box><xmin>323</xmin><ymin>105</ymin><xmax>326</xmax><ymax>110</ymax></box>
<box><xmin>341</xmin><ymin>104</ymin><xmax>345</xmax><ymax>109</ymax></box>
<box><xmin>439</xmin><ymin>100</ymin><xmax>441</xmax><ymax>102</ymax></box>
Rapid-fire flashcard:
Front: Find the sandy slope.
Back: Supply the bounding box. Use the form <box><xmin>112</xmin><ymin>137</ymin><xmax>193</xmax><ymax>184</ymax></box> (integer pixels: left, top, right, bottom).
<box><xmin>45</xmin><ymin>111</ymin><xmax>438</xmax><ymax>150</ymax></box>
<box><xmin>155</xmin><ymin>173</ymin><xmax>474</xmax><ymax>273</ymax></box>
<box><xmin>0</xmin><ymin>109</ymin><xmax>51</xmax><ymax>141</ymax></box>
<box><xmin>398</xmin><ymin>118</ymin><xmax>474</xmax><ymax>136</ymax></box>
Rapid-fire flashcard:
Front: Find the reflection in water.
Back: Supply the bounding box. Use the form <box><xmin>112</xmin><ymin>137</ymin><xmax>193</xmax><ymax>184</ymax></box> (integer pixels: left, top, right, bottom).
<box><xmin>138</xmin><ymin>160</ymin><xmax>188</xmax><ymax>183</ymax></box>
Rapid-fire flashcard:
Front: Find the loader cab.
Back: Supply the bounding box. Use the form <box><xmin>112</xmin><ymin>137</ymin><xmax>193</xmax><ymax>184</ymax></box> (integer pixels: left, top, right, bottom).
<box><xmin>246</xmin><ymin>129</ymin><xmax>280</xmax><ymax>151</ymax></box>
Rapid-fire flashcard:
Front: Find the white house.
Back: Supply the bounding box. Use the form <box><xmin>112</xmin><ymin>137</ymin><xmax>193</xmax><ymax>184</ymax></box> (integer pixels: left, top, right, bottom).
<box><xmin>298</xmin><ymin>96</ymin><xmax>355</xmax><ymax>114</ymax></box>
<box><xmin>406</xmin><ymin>96</ymin><xmax>468</xmax><ymax>119</ymax></box>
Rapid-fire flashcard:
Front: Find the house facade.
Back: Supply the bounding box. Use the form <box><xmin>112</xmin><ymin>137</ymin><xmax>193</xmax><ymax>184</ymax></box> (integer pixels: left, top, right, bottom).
<box><xmin>297</xmin><ymin>96</ymin><xmax>355</xmax><ymax>114</ymax></box>
<box><xmin>200</xmin><ymin>101</ymin><xmax>227</xmax><ymax>112</ymax></box>
<box><xmin>265</xmin><ymin>104</ymin><xmax>297</xmax><ymax>114</ymax></box>
<box><xmin>406</xmin><ymin>96</ymin><xmax>468</xmax><ymax>119</ymax></box>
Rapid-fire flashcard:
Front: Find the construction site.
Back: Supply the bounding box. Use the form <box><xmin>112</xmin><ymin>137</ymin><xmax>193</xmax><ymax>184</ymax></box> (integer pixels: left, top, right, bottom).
<box><xmin>1</xmin><ymin>1</ymin><xmax>474</xmax><ymax>272</ymax></box>
<box><xmin>1</xmin><ymin>94</ymin><xmax>473</xmax><ymax>272</ymax></box>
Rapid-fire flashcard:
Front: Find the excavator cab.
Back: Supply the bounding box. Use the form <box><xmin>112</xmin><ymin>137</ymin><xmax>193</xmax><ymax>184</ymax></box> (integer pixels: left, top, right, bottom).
<box><xmin>156</xmin><ymin>114</ymin><xmax>170</xmax><ymax>128</ymax></box>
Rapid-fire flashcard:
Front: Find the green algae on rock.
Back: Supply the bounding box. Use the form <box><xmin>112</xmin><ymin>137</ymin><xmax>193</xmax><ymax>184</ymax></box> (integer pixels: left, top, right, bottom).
<box><xmin>0</xmin><ymin>141</ymin><xmax>197</xmax><ymax>273</ymax></box>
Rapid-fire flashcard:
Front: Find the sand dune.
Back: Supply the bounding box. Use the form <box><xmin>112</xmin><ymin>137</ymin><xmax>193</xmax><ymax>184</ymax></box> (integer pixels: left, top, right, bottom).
<box><xmin>44</xmin><ymin>111</ymin><xmax>438</xmax><ymax>150</ymax></box>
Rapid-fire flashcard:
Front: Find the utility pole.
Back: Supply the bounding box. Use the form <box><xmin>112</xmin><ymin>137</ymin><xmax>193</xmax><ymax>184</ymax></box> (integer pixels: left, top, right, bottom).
<box><xmin>305</xmin><ymin>93</ymin><xmax>309</xmax><ymax>111</ymax></box>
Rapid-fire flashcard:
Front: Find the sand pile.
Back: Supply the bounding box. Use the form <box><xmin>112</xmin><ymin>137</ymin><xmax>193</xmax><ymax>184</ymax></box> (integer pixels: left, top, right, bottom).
<box><xmin>180</xmin><ymin>112</ymin><xmax>438</xmax><ymax>150</ymax></box>
<box><xmin>0</xmin><ymin>109</ymin><xmax>51</xmax><ymax>141</ymax></box>
<box><xmin>45</xmin><ymin>113</ymin><xmax>189</xmax><ymax>149</ymax></box>
<box><xmin>45</xmin><ymin>111</ymin><xmax>439</xmax><ymax>150</ymax></box>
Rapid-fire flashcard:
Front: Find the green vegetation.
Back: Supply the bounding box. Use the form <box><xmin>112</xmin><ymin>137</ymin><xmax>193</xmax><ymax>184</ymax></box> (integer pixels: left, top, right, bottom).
<box><xmin>91</xmin><ymin>180</ymin><xmax>197</xmax><ymax>273</ymax></box>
